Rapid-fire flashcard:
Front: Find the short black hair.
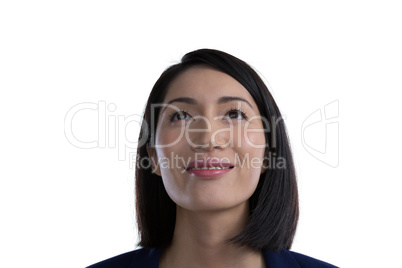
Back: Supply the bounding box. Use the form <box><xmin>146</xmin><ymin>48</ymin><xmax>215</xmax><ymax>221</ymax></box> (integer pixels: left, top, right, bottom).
<box><xmin>135</xmin><ymin>49</ymin><xmax>298</xmax><ymax>252</ymax></box>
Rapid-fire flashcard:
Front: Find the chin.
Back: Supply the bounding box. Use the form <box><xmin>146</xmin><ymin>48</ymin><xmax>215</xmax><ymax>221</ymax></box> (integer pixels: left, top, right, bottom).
<box><xmin>176</xmin><ymin>195</ymin><xmax>251</xmax><ymax>213</ymax></box>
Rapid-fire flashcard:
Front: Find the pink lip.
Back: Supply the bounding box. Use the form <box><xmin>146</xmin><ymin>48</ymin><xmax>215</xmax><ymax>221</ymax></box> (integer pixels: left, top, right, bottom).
<box><xmin>185</xmin><ymin>158</ymin><xmax>234</xmax><ymax>178</ymax></box>
<box><xmin>186</xmin><ymin>168</ymin><xmax>233</xmax><ymax>178</ymax></box>
<box><xmin>186</xmin><ymin>158</ymin><xmax>233</xmax><ymax>169</ymax></box>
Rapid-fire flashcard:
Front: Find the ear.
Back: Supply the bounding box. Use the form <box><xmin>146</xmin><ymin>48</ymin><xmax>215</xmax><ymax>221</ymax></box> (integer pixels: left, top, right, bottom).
<box><xmin>146</xmin><ymin>144</ymin><xmax>161</xmax><ymax>176</ymax></box>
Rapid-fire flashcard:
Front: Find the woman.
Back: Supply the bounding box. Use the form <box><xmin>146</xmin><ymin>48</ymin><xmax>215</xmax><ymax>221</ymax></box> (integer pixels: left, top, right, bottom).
<box><xmin>88</xmin><ymin>49</ymin><xmax>337</xmax><ymax>267</ymax></box>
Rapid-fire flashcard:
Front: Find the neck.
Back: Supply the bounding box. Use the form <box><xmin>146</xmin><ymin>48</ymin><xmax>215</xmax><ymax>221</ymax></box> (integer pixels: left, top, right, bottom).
<box><xmin>159</xmin><ymin>202</ymin><xmax>265</xmax><ymax>268</ymax></box>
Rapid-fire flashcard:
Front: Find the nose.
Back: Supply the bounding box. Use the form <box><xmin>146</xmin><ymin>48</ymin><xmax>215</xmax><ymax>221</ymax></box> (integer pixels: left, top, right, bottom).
<box><xmin>186</xmin><ymin>115</ymin><xmax>230</xmax><ymax>152</ymax></box>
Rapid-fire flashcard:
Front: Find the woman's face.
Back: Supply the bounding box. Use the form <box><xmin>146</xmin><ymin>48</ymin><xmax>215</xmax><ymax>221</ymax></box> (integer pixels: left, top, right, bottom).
<box><xmin>150</xmin><ymin>66</ymin><xmax>267</xmax><ymax>212</ymax></box>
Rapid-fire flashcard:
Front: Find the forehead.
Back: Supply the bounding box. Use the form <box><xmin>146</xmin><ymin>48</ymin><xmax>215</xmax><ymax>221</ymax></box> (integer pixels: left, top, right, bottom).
<box><xmin>163</xmin><ymin>66</ymin><xmax>256</xmax><ymax>105</ymax></box>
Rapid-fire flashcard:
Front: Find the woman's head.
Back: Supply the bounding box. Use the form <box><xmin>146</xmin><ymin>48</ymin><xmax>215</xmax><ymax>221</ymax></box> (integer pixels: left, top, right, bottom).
<box><xmin>150</xmin><ymin>65</ymin><xmax>266</xmax><ymax>214</ymax></box>
<box><xmin>136</xmin><ymin>49</ymin><xmax>298</xmax><ymax>251</ymax></box>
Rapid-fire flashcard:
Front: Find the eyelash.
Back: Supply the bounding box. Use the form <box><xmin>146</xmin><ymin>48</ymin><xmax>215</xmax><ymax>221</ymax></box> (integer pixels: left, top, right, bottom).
<box><xmin>168</xmin><ymin>107</ymin><xmax>248</xmax><ymax>122</ymax></box>
<box><xmin>169</xmin><ymin>109</ymin><xmax>191</xmax><ymax>122</ymax></box>
<box><xmin>224</xmin><ymin>107</ymin><xmax>248</xmax><ymax>120</ymax></box>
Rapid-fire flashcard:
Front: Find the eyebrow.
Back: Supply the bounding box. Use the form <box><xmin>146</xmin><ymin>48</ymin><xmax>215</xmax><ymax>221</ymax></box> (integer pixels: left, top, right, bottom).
<box><xmin>161</xmin><ymin>96</ymin><xmax>254</xmax><ymax>114</ymax></box>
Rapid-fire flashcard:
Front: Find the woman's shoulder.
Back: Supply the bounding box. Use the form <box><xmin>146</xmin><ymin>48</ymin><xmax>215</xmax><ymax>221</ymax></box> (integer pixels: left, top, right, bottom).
<box><xmin>86</xmin><ymin>248</ymin><xmax>160</xmax><ymax>268</ymax></box>
<box><xmin>87</xmin><ymin>248</ymin><xmax>337</xmax><ymax>268</ymax></box>
<box><xmin>264</xmin><ymin>249</ymin><xmax>338</xmax><ymax>268</ymax></box>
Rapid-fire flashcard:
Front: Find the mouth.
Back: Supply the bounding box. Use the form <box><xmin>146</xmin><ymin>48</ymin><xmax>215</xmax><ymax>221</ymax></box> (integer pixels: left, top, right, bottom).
<box><xmin>186</xmin><ymin>166</ymin><xmax>234</xmax><ymax>171</ymax></box>
<box><xmin>185</xmin><ymin>158</ymin><xmax>235</xmax><ymax>171</ymax></box>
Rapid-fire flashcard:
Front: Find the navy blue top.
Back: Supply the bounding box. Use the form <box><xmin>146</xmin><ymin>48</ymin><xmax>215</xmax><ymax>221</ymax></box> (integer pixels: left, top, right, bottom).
<box><xmin>87</xmin><ymin>248</ymin><xmax>337</xmax><ymax>267</ymax></box>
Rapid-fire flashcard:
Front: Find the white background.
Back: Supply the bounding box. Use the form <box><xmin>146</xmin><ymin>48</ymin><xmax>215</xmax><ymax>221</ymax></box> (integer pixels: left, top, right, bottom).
<box><xmin>1</xmin><ymin>1</ymin><xmax>401</xmax><ymax>267</ymax></box>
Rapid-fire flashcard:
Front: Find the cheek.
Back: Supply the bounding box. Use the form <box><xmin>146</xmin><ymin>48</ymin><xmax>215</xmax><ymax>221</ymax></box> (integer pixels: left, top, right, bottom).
<box><xmin>235</xmin><ymin>131</ymin><xmax>266</xmax><ymax>176</ymax></box>
<box><xmin>155</xmin><ymin>121</ymin><xmax>187</xmax><ymax>157</ymax></box>
<box><xmin>154</xmin><ymin>129</ymin><xmax>186</xmax><ymax>201</ymax></box>
<box><xmin>156</xmin><ymin>149</ymin><xmax>186</xmax><ymax>203</ymax></box>
<box><xmin>161</xmin><ymin>172</ymin><xmax>180</xmax><ymax>196</ymax></box>
<box><xmin>243</xmin><ymin>130</ymin><xmax>266</xmax><ymax>149</ymax></box>
<box><xmin>237</xmin><ymin>129</ymin><xmax>266</xmax><ymax>159</ymax></box>
<box><xmin>156</xmin><ymin>129</ymin><xmax>182</xmax><ymax>148</ymax></box>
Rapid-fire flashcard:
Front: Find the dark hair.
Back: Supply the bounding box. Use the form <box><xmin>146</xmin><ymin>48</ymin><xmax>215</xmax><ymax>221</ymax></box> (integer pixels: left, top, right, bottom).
<box><xmin>136</xmin><ymin>49</ymin><xmax>298</xmax><ymax>252</ymax></box>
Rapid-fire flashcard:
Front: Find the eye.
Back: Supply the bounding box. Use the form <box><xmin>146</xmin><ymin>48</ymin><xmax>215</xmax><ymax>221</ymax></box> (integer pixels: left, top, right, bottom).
<box><xmin>224</xmin><ymin>108</ymin><xmax>248</xmax><ymax>120</ymax></box>
<box><xmin>169</xmin><ymin>110</ymin><xmax>191</xmax><ymax>121</ymax></box>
